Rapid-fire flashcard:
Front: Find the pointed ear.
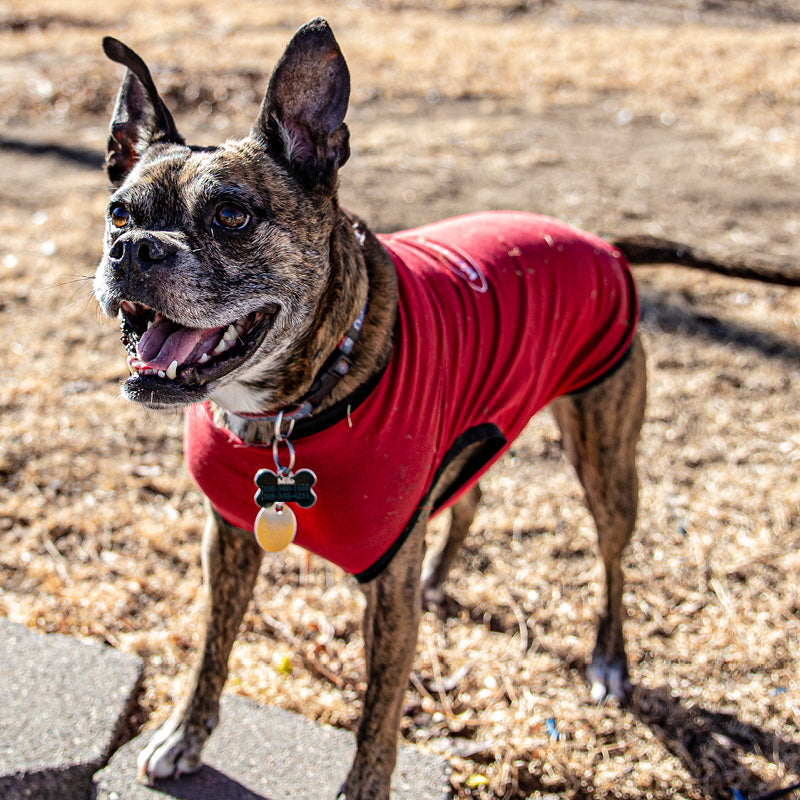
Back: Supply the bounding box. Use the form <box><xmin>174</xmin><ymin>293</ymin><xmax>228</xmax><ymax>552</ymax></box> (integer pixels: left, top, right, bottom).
<box><xmin>102</xmin><ymin>37</ymin><xmax>184</xmax><ymax>186</ymax></box>
<box><xmin>253</xmin><ymin>18</ymin><xmax>350</xmax><ymax>188</ymax></box>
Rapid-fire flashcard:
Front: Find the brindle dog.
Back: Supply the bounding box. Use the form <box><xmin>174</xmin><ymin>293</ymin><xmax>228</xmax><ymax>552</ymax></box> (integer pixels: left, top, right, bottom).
<box><xmin>94</xmin><ymin>19</ymin><xmax>646</xmax><ymax>800</ymax></box>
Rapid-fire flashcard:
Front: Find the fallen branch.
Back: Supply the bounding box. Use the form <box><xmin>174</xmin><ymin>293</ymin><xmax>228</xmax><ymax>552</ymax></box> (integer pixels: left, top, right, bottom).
<box><xmin>611</xmin><ymin>235</ymin><xmax>800</xmax><ymax>286</ymax></box>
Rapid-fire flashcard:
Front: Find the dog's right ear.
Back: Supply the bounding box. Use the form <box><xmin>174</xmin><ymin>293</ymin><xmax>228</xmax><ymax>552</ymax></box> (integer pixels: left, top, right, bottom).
<box><xmin>253</xmin><ymin>18</ymin><xmax>350</xmax><ymax>189</ymax></box>
<box><xmin>102</xmin><ymin>37</ymin><xmax>184</xmax><ymax>186</ymax></box>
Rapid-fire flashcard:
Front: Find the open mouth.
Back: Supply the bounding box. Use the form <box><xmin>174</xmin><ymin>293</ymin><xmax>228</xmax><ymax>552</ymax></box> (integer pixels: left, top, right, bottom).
<box><xmin>118</xmin><ymin>300</ymin><xmax>275</xmax><ymax>387</ymax></box>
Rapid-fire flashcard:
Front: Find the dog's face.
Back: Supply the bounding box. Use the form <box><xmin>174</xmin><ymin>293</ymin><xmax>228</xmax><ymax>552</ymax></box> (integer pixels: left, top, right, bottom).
<box><xmin>94</xmin><ymin>20</ymin><xmax>351</xmax><ymax>413</ymax></box>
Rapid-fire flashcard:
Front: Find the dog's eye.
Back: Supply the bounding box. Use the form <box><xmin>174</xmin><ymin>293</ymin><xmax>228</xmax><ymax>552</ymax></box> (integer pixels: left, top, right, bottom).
<box><xmin>213</xmin><ymin>204</ymin><xmax>250</xmax><ymax>231</ymax></box>
<box><xmin>109</xmin><ymin>204</ymin><xmax>130</xmax><ymax>229</ymax></box>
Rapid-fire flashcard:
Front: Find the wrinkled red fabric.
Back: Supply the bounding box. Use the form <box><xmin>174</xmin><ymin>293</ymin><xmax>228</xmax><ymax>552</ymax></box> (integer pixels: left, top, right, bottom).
<box><xmin>184</xmin><ymin>212</ymin><xmax>638</xmax><ymax>578</ymax></box>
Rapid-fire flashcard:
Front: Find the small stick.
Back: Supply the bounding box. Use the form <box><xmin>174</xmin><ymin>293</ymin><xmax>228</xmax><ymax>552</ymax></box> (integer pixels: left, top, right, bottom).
<box><xmin>503</xmin><ymin>586</ymin><xmax>529</xmax><ymax>657</ymax></box>
<box><xmin>424</xmin><ymin>630</ymin><xmax>456</xmax><ymax>720</ymax></box>
<box><xmin>43</xmin><ymin>537</ymin><xmax>71</xmax><ymax>586</ymax></box>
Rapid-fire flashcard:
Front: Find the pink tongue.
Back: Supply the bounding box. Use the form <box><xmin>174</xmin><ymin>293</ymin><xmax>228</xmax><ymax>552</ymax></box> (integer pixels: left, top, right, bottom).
<box><xmin>138</xmin><ymin>314</ymin><xmax>223</xmax><ymax>370</ymax></box>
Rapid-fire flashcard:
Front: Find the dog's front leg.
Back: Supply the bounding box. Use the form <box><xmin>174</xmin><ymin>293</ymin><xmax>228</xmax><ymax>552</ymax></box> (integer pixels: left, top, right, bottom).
<box><xmin>137</xmin><ymin>506</ymin><xmax>263</xmax><ymax>782</ymax></box>
<box><xmin>342</xmin><ymin>518</ymin><xmax>427</xmax><ymax>800</ymax></box>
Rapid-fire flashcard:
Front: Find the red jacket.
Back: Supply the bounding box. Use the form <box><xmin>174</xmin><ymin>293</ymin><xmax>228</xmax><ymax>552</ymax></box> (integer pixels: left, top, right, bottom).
<box><xmin>185</xmin><ymin>212</ymin><xmax>638</xmax><ymax>581</ymax></box>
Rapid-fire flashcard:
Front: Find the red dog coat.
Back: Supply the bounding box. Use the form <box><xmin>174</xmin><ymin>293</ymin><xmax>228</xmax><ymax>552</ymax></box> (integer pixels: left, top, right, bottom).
<box><xmin>185</xmin><ymin>212</ymin><xmax>638</xmax><ymax>581</ymax></box>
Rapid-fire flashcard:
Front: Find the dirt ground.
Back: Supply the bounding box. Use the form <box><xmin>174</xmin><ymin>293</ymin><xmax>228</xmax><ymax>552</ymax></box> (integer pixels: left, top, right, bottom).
<box><xmin>1</xmin><ymin>1</ymin><xmax>799</xmax><ymax>798</ymax></box>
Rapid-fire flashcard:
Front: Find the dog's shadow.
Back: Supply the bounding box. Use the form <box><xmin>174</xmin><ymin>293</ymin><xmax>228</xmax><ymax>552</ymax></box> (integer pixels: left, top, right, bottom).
<box><xmin>630</xmin><ymin>683</ymin><xmax>800</xmax><ymax>800</ymax></box>
<box><xmin>96</xmin><ymin>767</ymin><xmax>272</xmax><ymax>800</ymax></box>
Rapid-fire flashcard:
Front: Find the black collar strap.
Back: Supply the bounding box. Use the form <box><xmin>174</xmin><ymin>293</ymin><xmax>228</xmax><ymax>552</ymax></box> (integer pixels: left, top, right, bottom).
<box><xmin>228</xmin><ymin>291</ymin><xmax>368</xmax><ymax>425</ymax></box>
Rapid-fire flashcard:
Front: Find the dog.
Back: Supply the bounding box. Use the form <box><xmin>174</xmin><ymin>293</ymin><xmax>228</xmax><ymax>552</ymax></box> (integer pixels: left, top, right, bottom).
<box><xmin>94</xmin><ymin>19</ymin><xmax>647</xmax><ymax>800</ymax></box>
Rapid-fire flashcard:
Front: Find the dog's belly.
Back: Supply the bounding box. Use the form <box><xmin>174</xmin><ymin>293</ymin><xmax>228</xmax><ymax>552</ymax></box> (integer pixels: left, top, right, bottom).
<box><xmin>185</xmin><ymin>211</ymin><xmax>638</xmax><ymax>580</ymax></box>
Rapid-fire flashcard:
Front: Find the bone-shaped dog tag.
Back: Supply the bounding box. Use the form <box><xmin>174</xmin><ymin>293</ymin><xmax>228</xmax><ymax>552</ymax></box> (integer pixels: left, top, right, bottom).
<box><xmin>254</xmin><ymin>504</ymin><xmax>297</xmax><ymax>552</ymax></box>
<box><xmin>254</xmin><ymin>468</ymin><xmax>318</xmax><ymax>509</ymax></box>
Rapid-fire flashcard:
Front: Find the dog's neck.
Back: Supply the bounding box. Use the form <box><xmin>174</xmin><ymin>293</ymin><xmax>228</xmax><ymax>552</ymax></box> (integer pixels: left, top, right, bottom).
<box><xmin>213</xmin><ymin>211</ymin><xmax>398</xmax><ymax>444</ymax></box>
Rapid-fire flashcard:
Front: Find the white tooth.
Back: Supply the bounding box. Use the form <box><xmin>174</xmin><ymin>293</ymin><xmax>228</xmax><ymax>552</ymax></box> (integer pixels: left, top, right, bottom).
<box><xmin>158</xmin><ymin>370</ymin><xmax>166</xmax><ymax>378</ymax></box>
<box><xmin>212</xmin><ymin>339</ymin><xmax>229</xmax><ymax>355</ymax></box>
<box><xmin>147</xmin><ymin>319</ymin><xmax>154</xmax><ymax>330</ymax></box>
<box><xmin>166</xmin><ymin>360</ymin><xmax>178</xmax><ymax>380</ymax></box>
<box><xmin>199</xmin><ymin>353</ymin><xmax>210</xmax><ymax>364</ymax></box>
<box><xmin>223</xmin><ymin>324</ymin><xmax>238</xmax><ymax>343</ymax></box>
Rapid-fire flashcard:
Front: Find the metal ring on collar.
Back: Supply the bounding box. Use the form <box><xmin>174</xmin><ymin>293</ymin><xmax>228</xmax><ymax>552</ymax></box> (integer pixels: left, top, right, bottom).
<box><xmin>273</xmin><ymin>409</ymin><xmax>296</xmax><ymax>442</ymax></box>
<box><xmin>272</xmin><ymin>436</ymin><xmax>296</xmax><ymax>475</ymax></box>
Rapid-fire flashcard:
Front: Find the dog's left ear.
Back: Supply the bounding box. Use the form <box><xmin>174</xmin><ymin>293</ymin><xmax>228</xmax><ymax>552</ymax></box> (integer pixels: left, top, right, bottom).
<box><xmin>102</xmin><ymin>37</ymin><xmax>184</xmax><ymax>186</ymax></box>
<box><xmin>254</xmin><ymin>18</ymin><xmax>350</xmax><ymax>188</ymax></box>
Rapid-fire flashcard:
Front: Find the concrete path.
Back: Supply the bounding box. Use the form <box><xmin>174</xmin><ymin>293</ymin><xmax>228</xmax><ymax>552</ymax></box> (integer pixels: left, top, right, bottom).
<box><xmin>94</xmin><ymin>694</ymin><xmax>451</xmax><ymax>800</ymax></box>
<box><xmin>0</xmin><ymin>618</ymin><xmax>143</xmax><ymax>800</ymax></box>
<box><xmin>0</xmin><ymin>619</ymin><xmax>451</xmax><ymax>799</ymax></box>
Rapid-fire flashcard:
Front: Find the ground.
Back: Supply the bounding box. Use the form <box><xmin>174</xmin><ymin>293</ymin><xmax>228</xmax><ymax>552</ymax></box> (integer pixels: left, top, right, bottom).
<box><xmin>0</xmin><ymin>1</ymin><xmax>799</xmax><ymax>798</ymax></box>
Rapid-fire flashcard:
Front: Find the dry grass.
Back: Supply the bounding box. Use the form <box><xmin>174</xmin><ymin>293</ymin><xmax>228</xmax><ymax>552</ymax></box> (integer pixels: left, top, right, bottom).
<box><xmin>0</xmin><ymin>2</ymin><xmax>799</xmax><ymax>798</ymax></box>
<box><xmin>5</xmin><ymin>0</ymin><xmax>800</xmax><ymax>162</ymax></box>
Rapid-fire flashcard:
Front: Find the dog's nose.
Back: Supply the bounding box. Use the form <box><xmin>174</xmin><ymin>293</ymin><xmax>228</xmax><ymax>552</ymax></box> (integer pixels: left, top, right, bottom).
<box><xmin>108</xmin><ymin>233</ymin><xmax>177</xmax><ymax>271</ymax></box>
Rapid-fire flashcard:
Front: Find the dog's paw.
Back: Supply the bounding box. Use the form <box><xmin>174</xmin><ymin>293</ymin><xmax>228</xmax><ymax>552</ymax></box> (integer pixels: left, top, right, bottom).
<box><xmin>136</xmin><ymin>718</ymin><xmax>210</xmax><ymax>783</ymax></box>
<box><xmin>587</xmin><ymin>658</ymin><xmax>631</xmax><ymax>704</ymax></box>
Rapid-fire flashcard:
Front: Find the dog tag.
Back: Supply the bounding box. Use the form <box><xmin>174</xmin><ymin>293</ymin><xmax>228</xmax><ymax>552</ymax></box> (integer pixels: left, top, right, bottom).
<box><xmin>252</xmin><ymin>466</ymin><xmax>316</xmax><ymax>552</ymax></box>
<box><xmin>254</xmin><ymin>504</ymin><xmax>297</xmax><ymax>552</ymax></box>
<box><xmin>254</xmin><ymin>468</ymin><xmax>317</xmax><ymax>509</ymax></box>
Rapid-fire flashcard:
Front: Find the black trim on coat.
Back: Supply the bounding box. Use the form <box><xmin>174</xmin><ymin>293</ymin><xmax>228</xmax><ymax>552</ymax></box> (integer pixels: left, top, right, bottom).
<box><xmin>355</xmin><ymin>422</ymin><xmax>506</xmax><ymax>583</ymax></box>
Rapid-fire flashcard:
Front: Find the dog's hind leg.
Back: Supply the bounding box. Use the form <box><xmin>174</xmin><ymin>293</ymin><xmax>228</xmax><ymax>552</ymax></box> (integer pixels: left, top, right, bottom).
<box><xmin>137</xmin><ymin>506</ymin><xmax>263</xmax><ymax>782</ymax></box>
<box><xmin>550</xmin><ymin>335</ymin><xmax>646</xmax><ymax>703</ymax></box>
<box><xmin>421</xmin><ymin>483</ymin><xmax>482</xmax><ymax>609</ymax></box>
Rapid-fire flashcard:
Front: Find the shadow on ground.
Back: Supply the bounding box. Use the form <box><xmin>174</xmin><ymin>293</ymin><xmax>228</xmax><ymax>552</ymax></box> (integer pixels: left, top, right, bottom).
<box><xmin>632</xmin><ymin>683</ymin><xmax>800</xmax><ymax>800</ymax></box>
<box><xmin>92</xmin><ymin>766</ymin><xmax>272</xmax><ymax>800</ymax></box>
<box><xmin>0</xmin><ymin>135</ymin><xmax>104</xmax><ymax>169</ymax></box>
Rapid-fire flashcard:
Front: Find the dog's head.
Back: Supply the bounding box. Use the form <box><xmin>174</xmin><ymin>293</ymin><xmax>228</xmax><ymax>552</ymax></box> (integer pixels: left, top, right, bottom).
<box><xmin>94</xmin><ymin>19</ymin><xmax>352</xmax><ymax>412</ymax></box>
